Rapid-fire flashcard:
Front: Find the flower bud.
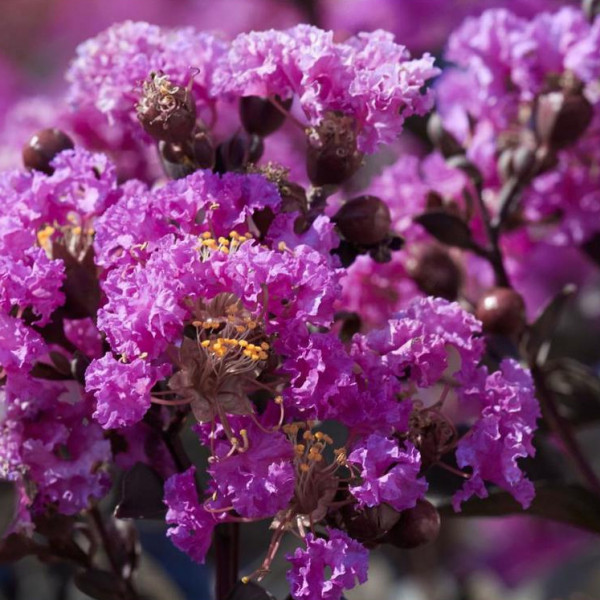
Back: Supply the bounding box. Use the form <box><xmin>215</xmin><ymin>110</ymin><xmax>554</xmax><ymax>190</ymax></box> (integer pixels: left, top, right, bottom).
<box><xmin>306</xmin><ymin>112</ymin><xmax>363</xmax><ymax>186</ymax></box>
<box><xmin>427</xmin><ymin>113</ymin><xmax>463</xmax><ymax>158</ymax></box>
<box><xmin>191</xmin><ymin>130</ymin><xmax>216</xmax><ymax>170</ymax></box>
<box><xmin>341</xmin><ymin>503</ymin><xmax>401</xmax><ymax>548</ymax></box>
<box><xmin>497</xmin><ymin>146</ymin><xmax>536</xmax><ymax>181</ymax></box>
<box><xmin>158</xmin><ymin>142</ymin><xmax>196</xmax><ymax>180</ymax></box>
<box><xmin>240</xmin><ymin>95</ymin><xmax>292</xmax><ymax>137</ymax></box>
<box><xmin>383</xmin><ymin>499</ymin><xmax>441</xmax><ymax>549</ymax></box>
<box><xmin>475</xmin><ymin>287</ymin><xmax>526</xmax><ymax>336</ymax></box>
<box><xmin>215</xmin><ymin>132</ymin><xmax>264</xmax><ymax>173</ymax></box>
<box><xmin>22</xmin><ymin>128</ymin><xmax>74</xmax><ymax>175</ymax></box>
<box><xmin>407</xmin><ymin>246</ymin><xmax>463</xmax><ymax>301</ymax></box>
<box><xmin>137</xmin><ymin>72</ymin><xmax>197</xmax><ymax>144</ymax></box>
<box><xmin>535</xmin><ymin>91</ymin><xmax>593</xmax><ymax>150</ymax></box>
<box><xmin>333</xmin><ymin>196</ymin><xmax>391</xmax><ymax>247</ymax></box>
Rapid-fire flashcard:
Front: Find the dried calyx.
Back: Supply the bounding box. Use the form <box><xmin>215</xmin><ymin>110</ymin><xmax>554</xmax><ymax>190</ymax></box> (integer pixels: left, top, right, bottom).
<box><xmin>306</xmin><ymin>112</ymin><xmax>364</xmax><ymax>187</ymax></box>
<box><xmin>137</xmin><ymin>71</ymin><xmax>197</xmax><ymax>144</ymax></box>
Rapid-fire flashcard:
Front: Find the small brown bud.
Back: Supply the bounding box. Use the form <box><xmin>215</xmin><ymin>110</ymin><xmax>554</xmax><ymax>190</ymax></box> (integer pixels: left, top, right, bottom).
<box><xmin>498</xmin><ymin>146</ymin><xmax>536</xmax><ymax>181</ymax></box>
<box><xmin>427</xmin><ymin>113</ymin><xmax>464</xmax><ymax>158</ymax></box>
<box><xmin>22</xmin><ymin>128</ymin><xmax>74</xmax><ymax>175</ymax></box>
<box><xmin>215</xmin><ymin>132</ymin><xmax>264</xmax><ymax>173</ymax></box>
<box><xmin>240</xmin><ymin>95</ymin><xmax>292</xmax><ymax>137</ymax></box>
<box><xmin>407</xmin><ymin>246</ymin><xmax>463</xmax><ymax>301</ymax></box>
<box><xmin>137</xmin><ymin>72</ymin><xmax>197</xmax><ymax>144</ymax></box>
<box><xmin>535</xmin><ymin>91</ymin><xmax>593</xmax><ymax>150</ymax></box>
<box><xmin>475</xmin><ymin>287</ymin><xmax>526</xmax><ymax>336</ymax></box>
<box><xmin>341</xmin><ymin>503</ymin><xmax>401</xmax><ymax>548</ymax></box>
<box><xmin>306</xmin><ymin>112</ymin><xmax>363</xmax><ymax>186</ymax></box>
<box><xmin>333</xmin><ymin>195</ymin><xmax>391</xmax><ymax>247</ymax></box>
<box><xmin>158</xmin><ymin>142</ymin><xmax>196</xmax><ymax>180</ymax></box>
<box><xmin>191</xmin><ymin>130</ymin><xmax>216</xmax><ymax>170</ymax></box>
<box><xmin>383</xmin><ymin>499</ymin><xmax>441</xmax><ymax>549</ymax></box>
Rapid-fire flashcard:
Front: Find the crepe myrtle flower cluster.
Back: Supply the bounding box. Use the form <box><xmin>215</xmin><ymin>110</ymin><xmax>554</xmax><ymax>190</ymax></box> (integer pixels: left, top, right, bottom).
<box><xmin>11</xmin><ymin>9</ymin><xmax>600</xmax><ymax>600</ymax></box>
<box><xmin>0</xmin><ymin>147</ymin><xmax>538</xmax><ymax>599</ymax></box>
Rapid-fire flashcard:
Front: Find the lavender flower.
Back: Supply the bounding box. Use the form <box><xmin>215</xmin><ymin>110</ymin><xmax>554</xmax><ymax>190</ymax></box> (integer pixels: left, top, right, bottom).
<box><xmin>348</xmin><ymin>436</ymin><xmax>427</xmax><ymax>511</ymax></box>
<box><xmin>164</xmin><ymin>467</ymin><xmax>219</xmax><ymax>563</ymax></box>
<box><xmin>286</xmin><ymin>529</ymin><xmax>369</xmax><ymax>600</ymax></box>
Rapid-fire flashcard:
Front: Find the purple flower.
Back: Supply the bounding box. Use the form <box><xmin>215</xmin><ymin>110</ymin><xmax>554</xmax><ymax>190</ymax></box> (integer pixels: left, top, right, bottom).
<box><xmin>97</xmin><ymin>236</ymin><xmax>201</xmax><ymax>359</ymax></box>
<box><xmin>164</xmin><ymin>467</ymin><xmax>218</xmax><ymax>563</ymax></box>
<box><xmin>522</xmin><ymin>115</ymin><xmax>600</xmax><ymax>246</ymax></box>
<box><xmin>348</xmin><ymin>435</ymin><xmax>427</xmax><ymax>511</ymax></box>
<box><xmin>358</xmin><ymin>297</ymin><xmax>484</xmax><ymax>387</ymax></box>
<box><xmin>0</xmin><ymin>247</ymin><xmax>65</xmax><ymax>325</ymax></box>
<box><xmin>277</xmin><ymin>327</ymin><xmax>357</xmax><ymax>421</ymax></box>
<box><xmin>339</xmin><ymin>254</ymin><xmax>422</xmax><ymax>329</ymax></box>
<box><xmin>1</xmin><ymin>375</ymin><xmax>111</xmax><ymax>518</ymax></box>
<box><xmin>86</xmin><ymin>353</ymin><xmax>171</xmax><ymax>429</ymax></box>
<box><xmin>214</xmin><ymin>25</ymin><xmax>439</xmax><ymax>153</ymax></box>
<box><xmin>67</xmin><ymin>22</ymin><xmax>226</xmax><ymax>134</ymax></box>
<box><xmin>208</xmin><ymin>423</ymin><xmax>295</xmax><ymax>519</ymax></box>
<box><xmin>454</xmin><ymin>359</ymin><xmax>540</xmax><ymax>509</ymax></box>
<box><xmin>286</xmin><ymin>528</ymin><xmax>368</xmax><ymax>600</ymax></box>
<box><xmin>0</xmin><ymin>313</ymin><xmax>46</xmax><ymax>374</ymax></box>
<box><xmin>31</xmin><ymin>148</ymin><xmax>119</xmax><ymax>222</ymax></box>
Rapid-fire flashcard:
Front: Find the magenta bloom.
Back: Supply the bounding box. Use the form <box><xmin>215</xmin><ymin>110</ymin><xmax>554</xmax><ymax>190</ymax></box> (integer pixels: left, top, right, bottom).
<box><xmin>208</xmin><ymin>424</ymin><xmax>295</xmax><ymax>519</ymax></box>
<box><xmin>287</xmin><ymin>528</ymin><xmax>368</xmax><ymax>600</ymax></box>
<box><xmin>0</xmin><ymin>313</ymin><xmax>46</xmax><ymax>374</ymax></box>
<box><xmin>86</xmin><ymin>353</ymin><xmax>171</xmax><ymax>429</ymax></box>
<box><xmin>454</xmin><ymin>359</ymin><xmax>540</xmax><ymax>509</ymax></box>
<box><xmin>67</xmin><ymin>22</ymin><xmax>226</xmax><ymax>133</ymax></box>
<box><xmin>214</xmin><ymin>25</ymin><xmax>439</xmax><ymax>153</ymax></box>
<box><xmin>348</xmin><ymin>435</ymin><xmax>427</xmax><ymax>511</ymax></box>
<box><xmin>164</xmin><ymin>467</ymin><xmax>218</xmax><ymax>564</ymax></box>
<box><xmin>1</xmin><ymin>375</ymin><xmax>111</xmax><ymax>519</ymax></box>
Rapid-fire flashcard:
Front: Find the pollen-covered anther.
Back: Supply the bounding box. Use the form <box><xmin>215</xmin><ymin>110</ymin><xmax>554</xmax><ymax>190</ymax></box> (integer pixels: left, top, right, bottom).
<box><xmin>333</xmin><ymin>447</ymin><xmax>348</xmax><ymax>465</ymax></box>
<box><xmin>37</xmin><ymin>225</ymin><xmax>56</xmax><ymax>251</ymax></box>
<box><xmin>197</xmin><ymin>231</ymin><xmax>253</xmax><ymax>257</ymax></box>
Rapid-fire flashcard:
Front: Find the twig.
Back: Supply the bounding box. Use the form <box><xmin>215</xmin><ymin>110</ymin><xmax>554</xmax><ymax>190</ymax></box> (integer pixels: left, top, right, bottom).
<box><xmin>532</xmin><ymin>364</ymin><xmax>600</xmax><ymax>498</ymax></box>
<box><xmin>90</xmin><ymin>507</ymin><xmax>140</xmax><ymax>600</ymax></box>
<box><xmin>215</xmin><ymin>523</ymin><xmax>240</xmax><ymax>600</ymax></box>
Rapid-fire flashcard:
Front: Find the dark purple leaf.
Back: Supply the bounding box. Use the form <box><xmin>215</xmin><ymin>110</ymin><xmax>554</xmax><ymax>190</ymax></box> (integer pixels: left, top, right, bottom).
<box><xmin>115</xmin><ymin>463</ymin><xmax>166</xmax><ymax>520</ymax></box>
<box><xmin>524</xmin><ymin>284</ymin><xmax>576</xmax><ymax>365</ymax></box>
<box><xmin>414</xmin><ymin>211</ymin><xmax>475</xmax><ymax>250</ymax></box>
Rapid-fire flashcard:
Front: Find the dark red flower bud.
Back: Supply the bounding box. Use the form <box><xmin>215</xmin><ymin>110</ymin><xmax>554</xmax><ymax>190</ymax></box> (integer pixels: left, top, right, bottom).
<box><xmin>475</xmin><ymin>287</ymin><xmax>526</xmax><ymax>336</ymax></box>
<box><xmin>341</xmin><ymin>503</ymin><xmax>401</xmax><ymax>548</ymax></box>
<box><xmin>383</xmin><ymin>499</ymin><xmax>441</xmax><ymax>549</ymax></box>
<box><xmin>535</xmin><ymin>91</ymin><xmax>593</xmax><ymax>150</ymax></box>
<box><xmin>191</xmin><ymin>130</ymin><xmax>216</xmax><ymax>170</ymax></box>
<box><xmin>240</xmin><ymin>95</ymin><xmax>293</xmax><ymax>137</ymax></box>
<box><xmin>215</xmin><ymin>131</ymin><xmax>264</xmax><ymax>173</ymax></box>
<box><xmin>333</xmin><ymin>195</ymin><xmax>391</xmax><ymax>247</ymax></box>
<box><xmin>158</xmin><ymin>142</ymin><xmax>196</xmax><ymax>180</ymax></box>
<box><xmin>498</xmin><ymin>145</ymin><xmax>538</xmax><ymax>182</ymax></box>
<box><xmin>22</xmin><ymin>128</ymin><xmax>74</xmax><ymax>175</ymax></box>
<box><xmin>137</xmin><ymin>72</ymin><xmax>197</xmax><ymax>144</ymax></box>
<box><xmin>306</xmin><ymin>112</ymin><xmax>363</xmax><ymax>186</ymax></box>
<box><xmin>407</xmin><ymin>246</ymin><xmax>463</xmax><ymax>301</ymax></box>
<box><xmin>427</xmin><ymin>113</ymin><xmax>464</xmax><ymax>158</ymax></box>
